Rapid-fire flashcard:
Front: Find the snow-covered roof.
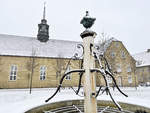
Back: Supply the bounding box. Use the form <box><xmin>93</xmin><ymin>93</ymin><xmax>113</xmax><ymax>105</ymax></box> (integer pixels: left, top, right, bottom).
<box><xmin>133</xmin><ymin>51</ymin><xmax>150</xmax><ymax>67</ymax></box>
<box><xmin>97</xmin><ymin>37</ymin><xmax>119</xmax><ymax>54</ymax></box>
<box><xmin>0</xmin><ymin>34</ymin><xmax>81</xmax><ymax>58</ymax></box>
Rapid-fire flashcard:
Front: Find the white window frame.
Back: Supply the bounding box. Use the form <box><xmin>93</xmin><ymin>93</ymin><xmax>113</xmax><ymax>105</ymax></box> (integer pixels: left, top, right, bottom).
<box><xmin>115</xmin><ymin>42</ymin><xmax>119</xmax><ymax>47</ymax></box>
<box><xmin>128</xmin><ymin>75</ymin><xmax>132</xmax><ymax>83</ymax></box>
<box><xmin>116</xmin><ymin>64</ymin><xmax>122</xmax><ymax>72</ymax></box>
<box><xmin>107</xmin><ymin>76</ymin><xmax>112</xmax><ymax>84</ymax></box>
<box><xmin>121</xmin><ymin>51</ymin><xmax>126</xmax><ymax>58</ymax></box>
<box><xmin>40</xmin><ymin>66</ymin><xmax>46</xmax><ymax>80</ymax></box>
<box><xmin>111</xmin><ymin>51</ymin><xmax>116</xmax><ymax>58</ymax></box>
<box><xmin>65</xmin><ymin>66</ymin><xmax>71</xmax><ymax>80</ymax></box>
<box><xmin>127</xmin><ymin>65</ymin><xmax>132</xmax><ymax>72</ymax></box>
<box><xmin>10</xmin><ymin>65</ymin><xmax>17</xmax><ymax>81</ymax></box>
<box><xmin>139</xmin><ymin>68</ymin><xmax>142</xmax><ymax>72</ymax></box>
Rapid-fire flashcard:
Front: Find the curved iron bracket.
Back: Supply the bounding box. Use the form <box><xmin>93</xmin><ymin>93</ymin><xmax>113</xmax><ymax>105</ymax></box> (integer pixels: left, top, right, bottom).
<box><xmin>91</xmin><ymin>68</ymin><xmax>126</xmax><ymax>111</ymax></box>
<box><xmin>75</xmin><ymin>44</ymin><xmax>84</xmax><ymax>59</ymax></box>
<box><xmin>45</xmin><ymin>69</ymin><xmax>85</xmax><ymax>102</ymax></box>
<box><xmin>76</xmin><ymin>72</ymin><xmax>84</xmax><ymax>95</ymax></box>
<box><xmin>105</xmin><ymin>70</ymin><xmax>128</xmax><ymax>97</ymax></box>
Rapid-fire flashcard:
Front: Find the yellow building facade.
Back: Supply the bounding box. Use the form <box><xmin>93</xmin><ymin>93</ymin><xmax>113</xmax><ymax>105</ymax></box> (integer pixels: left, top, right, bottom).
<box><xmin>97</xmin><ymin>38</ymin><xmax>137</xmax><ymax>87</ymax></box>
<box><xmin>0</xmin><ymin>55</ymin><xmax>81</xmax><ymax>88</ymax></box>
<box><xmin>133</xmin><ymin>49</ymin><xmax>150</xmax><ymax>86</ymax></box>
<box><xmin>0</xmin><ymin>6</ymin><xmax>137</xmax><ymax>88</ymax></box>
<box><xmin>0</xmin><ymin>34</ymin><xmax>137</xmax><ymax>88</ymax></box>
<box><xmin>0</xmin><ymin>34</ymin><xmax>82</xmax><ymax>88</ymax></box>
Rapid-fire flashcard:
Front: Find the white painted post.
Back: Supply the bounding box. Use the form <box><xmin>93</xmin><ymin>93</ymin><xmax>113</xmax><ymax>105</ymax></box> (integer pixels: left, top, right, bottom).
<box><xmin>80</xmin><ymin>30</ymin><xmax>97</xmax><ymax>113</ymax></box>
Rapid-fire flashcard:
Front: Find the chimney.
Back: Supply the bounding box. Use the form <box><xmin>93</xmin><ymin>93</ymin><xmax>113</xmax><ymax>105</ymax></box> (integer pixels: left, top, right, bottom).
<box><xmin>147</xmin><ymin>49</ymin><xmax>150</xmax><ymax>52</ymax></box>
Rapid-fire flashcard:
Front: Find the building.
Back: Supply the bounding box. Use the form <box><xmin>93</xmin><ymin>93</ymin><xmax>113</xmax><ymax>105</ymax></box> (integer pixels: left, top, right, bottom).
<box><xmin>0</xmin><ymin>34</ymin><xmax>83</xmax><ymax>88</ymax></box>
<box><xmin>0</xmin><ymin>5</ymin><xmax>82</xmax><ymax>88</ymax></box>
<box><xmin>0</xmin><ymin>6</ymin><xmax>136</xmax><ymax>88</ymax></box>
<box><xmin>97</xmin><ymin>38</ymin><xmax>137</xmax><ymax>87</ymax></box>
<box><xmin>133</xmin><ymin>49</ymin><xmax>150</xmax><ymax>86</ymax></box>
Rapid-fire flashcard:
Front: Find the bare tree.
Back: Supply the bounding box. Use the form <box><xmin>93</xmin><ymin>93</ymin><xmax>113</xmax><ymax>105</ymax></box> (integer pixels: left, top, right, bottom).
<box><xmin>54</xmin><ymin>53</ymin><xmax>80</xmax><ymax>88</ymax></box>
<box><xmin>54</xmin><ymin>54</ymin><xmax>65</xmax><ymax>87</ymax></box>
<box><xmin>26</xmin><ymin>48</ymin><xmax>38</xmax><ymax>94</ymax></box>
<box><xmin>97</xmin><ymin>32</ymin><xmax>110</xmax><ymax>52</ymax></box>
<box><xmin>97</xmin><ymin>32</ymin><xmax>116</xmax><ymax>70</ymax></box>
<box><xmin>97</xmin><ymin>32</ymin><xmax>118</xmax><ymax>87</ymax></box>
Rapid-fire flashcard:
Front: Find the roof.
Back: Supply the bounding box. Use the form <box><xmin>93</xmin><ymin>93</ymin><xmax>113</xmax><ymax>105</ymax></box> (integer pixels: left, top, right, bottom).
<box><xmin>0</xmin><ymin>34</ymin><xmax>81</xmax><ymax>58</ymax></box>
<box><xmin>133</xmin><ymin>51</ymin><xmax>150</xmax><ymax>67</ymax></box>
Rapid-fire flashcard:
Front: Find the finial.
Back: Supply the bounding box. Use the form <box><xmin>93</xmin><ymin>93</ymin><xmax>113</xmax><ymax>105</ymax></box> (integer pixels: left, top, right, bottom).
<box><xmin>86</xmin><ymin>11</ymin><xmax>89</xmax><ymax>16</ymax></box>
<box><xmin>80</xmin><ymin>11</ymin><xmax>96</xmax><ymax>29</ymax></box>
<box><xmin>43</xmin><ymin>2</ymin><xmax>46</xmax><ymax>19</ymax></box>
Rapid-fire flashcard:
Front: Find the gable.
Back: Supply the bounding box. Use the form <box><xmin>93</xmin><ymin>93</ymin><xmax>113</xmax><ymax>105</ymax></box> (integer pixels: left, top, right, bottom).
<box><xmin>105</xmin><ymin>41</ymin><xmax>132</xmax><ymax>58</ymax></box>
<box><xmin>104</xmin><ymin>41</ymin><xmax>136</xmax><ymax>70</ymax></box>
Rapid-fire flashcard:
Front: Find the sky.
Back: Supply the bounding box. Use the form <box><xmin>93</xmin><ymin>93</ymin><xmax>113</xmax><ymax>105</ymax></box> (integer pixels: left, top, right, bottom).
<box><xmin>0</xmin><ymin>0</ymin><xmax>150</xmax><ymax>54</ymax></box>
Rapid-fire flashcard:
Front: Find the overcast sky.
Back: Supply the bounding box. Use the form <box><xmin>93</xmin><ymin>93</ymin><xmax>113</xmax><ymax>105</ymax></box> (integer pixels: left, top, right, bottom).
<box><xmin>0</xmin><ymin>0</ymin><xmax>150</xmax><ymax>54</ymax></box>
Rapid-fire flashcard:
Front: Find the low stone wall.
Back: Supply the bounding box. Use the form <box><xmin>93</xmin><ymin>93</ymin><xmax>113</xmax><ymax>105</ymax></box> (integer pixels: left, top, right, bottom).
<box><xmin>25</xmin><ymin>100</ymin><xmax>150</xmax><ymax>113</ymax></box>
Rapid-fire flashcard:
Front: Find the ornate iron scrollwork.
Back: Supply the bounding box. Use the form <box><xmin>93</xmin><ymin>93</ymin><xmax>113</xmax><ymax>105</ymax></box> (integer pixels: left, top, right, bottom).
<box><xmin>45</xmin><ymin>43</ymin><xmax>128</xmax><ymax>111</ymax></box>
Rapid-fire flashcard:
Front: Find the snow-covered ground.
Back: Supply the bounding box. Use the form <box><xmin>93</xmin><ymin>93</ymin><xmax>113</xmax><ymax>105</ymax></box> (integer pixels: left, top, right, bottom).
<box><xmin>0</xmin><ymin>87</ymin><xmax>150</xmax><ymax>113</ymax></box>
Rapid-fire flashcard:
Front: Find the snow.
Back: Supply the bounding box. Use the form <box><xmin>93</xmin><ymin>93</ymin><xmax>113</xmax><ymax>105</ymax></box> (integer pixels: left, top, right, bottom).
<box><xmin>0</xmin><ymin>34</ymin><xmax>118</xmax><ymax>59</ymax></box>
<box><xmin>0</xmin><ymin>34</ymin><xmax>81</xmax><ymax>58</ymax></box>
<box><xmin>0</xmin><ymin>87</ymin><xmax>150</xmax><ymax>113</ymax></box>
<box><xmin>133</xmin><ymin>51</ymin><xmax>150</xmax><ymax>67</ymax></box>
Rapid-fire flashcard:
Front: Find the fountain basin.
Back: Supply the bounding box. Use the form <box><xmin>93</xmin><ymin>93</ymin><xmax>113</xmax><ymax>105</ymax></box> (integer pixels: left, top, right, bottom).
<box><xmin>25</xmin><ymin>100</ymin><xmax>150</xmax><ymax>113</ymax></box>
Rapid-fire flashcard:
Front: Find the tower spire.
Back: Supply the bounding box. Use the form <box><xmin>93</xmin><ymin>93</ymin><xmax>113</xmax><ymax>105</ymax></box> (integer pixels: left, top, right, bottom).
<box><xmin>37</xmin><ymin>2</ymin><xmax>49</xmax><ymax>42</ymax></box>
<box><xmin>43</xmin><ymin>2</ymin><xmax>46</xmax><ymax>19</ymax></box>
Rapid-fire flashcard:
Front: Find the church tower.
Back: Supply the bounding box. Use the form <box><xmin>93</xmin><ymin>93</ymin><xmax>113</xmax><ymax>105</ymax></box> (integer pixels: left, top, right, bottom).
<box><xmin>37</xmin><ymin>3</ymin><xmax>49</xmax><ymax>42</ymax></box>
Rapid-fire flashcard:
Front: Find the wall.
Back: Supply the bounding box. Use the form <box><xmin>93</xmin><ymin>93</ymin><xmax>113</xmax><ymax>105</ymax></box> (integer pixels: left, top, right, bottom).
<box><xmin>0</xmin><ymin>41</ymin><xmax>137</xmax><ymax>88</ymax></box>
<box><xmin>0</xmin><ymin>56</ymin><xmax>80</xmax><ymax>88</ymax></box>
<box><xmin>136</xmin><ymin>66</ymin><xmax>150</xmax><ymax>85</ymax></box>
<box><xmin>97</xmin><ymin>41</ymin><xmax>137</xmax><ymax>87</ymax></box>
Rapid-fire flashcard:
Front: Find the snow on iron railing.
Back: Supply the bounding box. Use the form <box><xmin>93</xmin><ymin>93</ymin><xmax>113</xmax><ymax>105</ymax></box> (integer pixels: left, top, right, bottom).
<box><xmin>73</xmin><ymin>105</ymin><xmax>83</xmax><ymax>113</ymax></box>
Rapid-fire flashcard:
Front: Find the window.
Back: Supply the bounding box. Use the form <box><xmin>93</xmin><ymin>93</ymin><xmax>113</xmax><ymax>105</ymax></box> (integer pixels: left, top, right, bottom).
<box><xmin>138</xmin><ymin>75</ymin><xmax>143</xmax><ymax>82</ymax></box>
<box><xmin>107</xmin><ymin>76</ymin><xmax>112</xmax><ymax>83</ymax></box>
<box><xmin>116</xmin><ymin>64</ymin><xmax>121</xmax><ymax>72</ymax></box>
<box><xmin>110</xmin><ymin>51</ymin><xmax>116</xmax><ymax>58</ymax></box>
<box><xmin>146</xmin><ymin>68</ymin><xmax>150</xmax><ymax>72</ymax></box>
<box><xmin>128</xmin><ymin>75</ymin><xmax>132</xmax><ymax>83</ymax></box>
<box><xmin>10</xmin><ymin>65</ymin><xmax>17</xmax><ymax>80</ymax></box>
<box><xmin>141</xmin><ymin>68</ymin><xmax>144</xmax><ymax>72</ymax></box>
<box><xmin>121</xmin><ymin>51</ymin><xmax>125</xmax><ymax>58</ymax></box>
<box><xmin>115</xmin><ymin>42</ymin><xmax>119</xmax><ymax>47</ymax></box>
<box><xmin>136</xmin><ymin>60</ymin><xmax>142</xmax><ymax>66</ymax></box>
<box><xmin>138</xmin><ymin>68</ymin><xmax>142</xmax><ymax>72</ymax></box>
<box><xmin>136</xmin><ymin>69</ymin><xmax>139</xmax><ymax>73</ymax></box>
<box><xmin>127</xmin><ymin>65</ymin><xmax>132</xmax><ymax>72</ymax></box>
<box><xmin>65</xmin><ymin>66</ymin><xmax>71</xmax><ymax>80</ymax></box>
<box><xmin>40</xmin><ymin>66</ymin><xmax>46</xmax><ymax>80</ymax></box>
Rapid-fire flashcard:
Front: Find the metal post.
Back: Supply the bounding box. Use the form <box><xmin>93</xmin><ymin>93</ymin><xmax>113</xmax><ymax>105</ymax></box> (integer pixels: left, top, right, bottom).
<box><xmin>81</xmin><ymin>30</ymin><xmax>97</xmax><ymax>113</ymax></box>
